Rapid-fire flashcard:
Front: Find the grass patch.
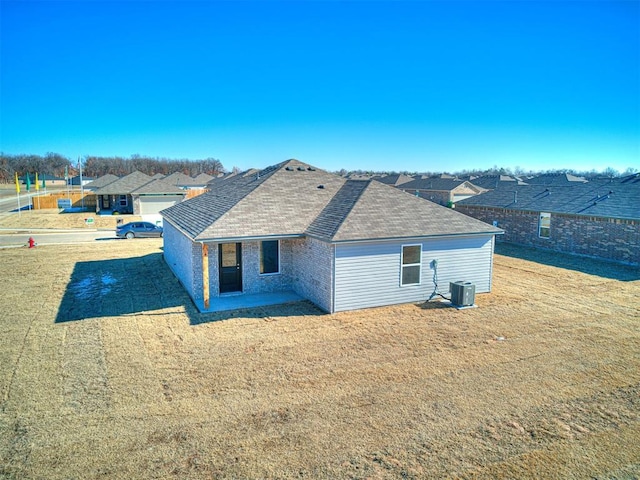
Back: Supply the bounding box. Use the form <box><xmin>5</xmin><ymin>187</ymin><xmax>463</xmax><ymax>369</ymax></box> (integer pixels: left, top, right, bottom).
<box><xmin>0</xmin><ymin>241</ymin><xmax>638</xmax><ymax>478</ymax></box>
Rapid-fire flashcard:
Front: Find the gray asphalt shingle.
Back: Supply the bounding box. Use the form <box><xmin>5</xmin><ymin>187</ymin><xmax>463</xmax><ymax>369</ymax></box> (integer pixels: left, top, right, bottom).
<box><xmin>84</xmin><ymin>174</ymin><xmax>120</xmax><ymax>189</ymax></box>
<box><xmin>457</xmin><ymin>181</ymin><xmax>640</xmax><ymax>220</ymax></box>
<box><xmin>93</xmin><ymin>171</ymin><xmax>152</xmax><ymax>195</ymax></box>
<box><xmin>132</xmin><ymin>178</ymin><xmax>185</xmax><ymax>194</ymax></box>
<box><xmin>161</xmin><ymin>160</ymin><xmax>502</xmax><ymax>242</ymax></box>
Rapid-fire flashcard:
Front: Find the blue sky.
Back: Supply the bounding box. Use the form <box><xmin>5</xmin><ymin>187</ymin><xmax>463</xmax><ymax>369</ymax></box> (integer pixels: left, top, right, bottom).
<box><xmin>1</xmin><ymin>1</ymin><xmax>638</xmax><ymax>174</ymax></box>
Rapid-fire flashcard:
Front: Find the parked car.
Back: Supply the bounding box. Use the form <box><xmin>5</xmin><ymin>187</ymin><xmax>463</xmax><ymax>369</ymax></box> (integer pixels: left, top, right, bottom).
<box><xmin>116</xmin><ymin>222</ymin><xmax>163</xmax><ymax>239</ymax></box>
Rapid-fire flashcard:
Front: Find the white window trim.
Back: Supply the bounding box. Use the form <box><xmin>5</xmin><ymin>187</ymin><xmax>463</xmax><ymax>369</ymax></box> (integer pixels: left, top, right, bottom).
<box><xmin>539</xmin><ymin>212</ymin><xmax>551</xmax><ymax>239</ymax></box>
<box><xmin>400</xmin><ymin>243</ymin><xmax>422</xmax><ymax>287</ymax></box>
<box><xmin>119</xmin><ymin>195</ymin><xmax>128</xmax><ymax>207</ymax></box>
<box><xmin>259</xmin><ymin>239</ymin><xmax>281</xmax><ymax>276</ymax></box>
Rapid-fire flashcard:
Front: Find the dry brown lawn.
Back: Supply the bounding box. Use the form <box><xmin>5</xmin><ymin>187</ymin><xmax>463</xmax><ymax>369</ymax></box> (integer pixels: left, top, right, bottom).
<box><xmin>0</xmin><ymin>237</ymin><xmax>639</xmax><ymax>479</ymax></box>
<box><xmin>0</xmin><ymin>209</ymin><xmax>143</xmax><ymax>231</ymax></box>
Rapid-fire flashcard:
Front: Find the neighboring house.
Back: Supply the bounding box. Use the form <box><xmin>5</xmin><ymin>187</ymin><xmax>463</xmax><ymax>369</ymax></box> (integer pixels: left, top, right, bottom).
<box><xmin>163</xmin><ymin>172</ymin><xmax>212</xmax><ymax>189</ymax></box>
<box><xmin>69</xmin><ymin>175</ymin><xmax>94</xmax><ymax>186</ymax></box>
<box><xmin>131</xmin><ymin>178</ymin><xmax>186</xmax><ymax>218</ymax></box>
<box><xmin>459</xmin><ymin>175</ymin><xmax>527</xmax><ymax>190</ymax></box>
<box><xmin>372</xmin><ymin>174</ymin><xmax>414</xmax><ymax>187</ymax></box>
<box><xmin>24</xmin><ymin>174</ymin><xmax>66</xmax><ymax>186</ymax></box>
<box><xmin>456</xmin><ymin>177</ymin><xmax>640</xmax><ymax>265</ymax></box>
<box><xmin>84</xmin><ymin>174</ymin><xmax>120</xmax><ymax>192</ymax></box>
<box><xmin>525</xmin><ymin>173</ymin><xmax>588</xmax><ymax>186</ymax></box>
<box><xmin>192</xmin><ymin>173</ymin><xmax>214</xmax><ymax>188</ymax></box>
<box><xmin>161</xmin><ymin>159</ymin><xmax>502</xmax><ymax>313</ymax></box>
<box><xmin>92</xmin><ymin>171</ymin><xmax>152</xmax><ymax>214</ymax></box>
<box><xmin>397</xmin><ymin>176</ymin><xmax>486</xmax><ymax>206</ymax></box>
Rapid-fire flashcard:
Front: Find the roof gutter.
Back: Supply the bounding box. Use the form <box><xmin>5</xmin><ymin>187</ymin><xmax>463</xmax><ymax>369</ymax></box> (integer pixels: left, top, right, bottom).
<box><xmin>325</xmin><ymin>230</ymin><xmax>504</xmax><ymax>245</ymax></box>
<box><xmin>194</xmin><ymin>233</ymin><xmax>305</xmax><ymax>243</ymax></box>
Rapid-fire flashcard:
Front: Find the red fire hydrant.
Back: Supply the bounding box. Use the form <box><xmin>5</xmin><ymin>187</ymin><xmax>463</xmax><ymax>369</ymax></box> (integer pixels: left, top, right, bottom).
<box><xmin>28</xmin><ymin>237</ymin><xmax>36</xmax><ymax>248</ymax></box>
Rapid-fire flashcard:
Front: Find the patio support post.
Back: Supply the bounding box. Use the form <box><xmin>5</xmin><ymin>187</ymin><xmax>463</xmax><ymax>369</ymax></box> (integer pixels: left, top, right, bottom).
<box><xmin>202</xmin><ymin>243</ymin><xmax>209</xmax><ymax>309</ymax></box>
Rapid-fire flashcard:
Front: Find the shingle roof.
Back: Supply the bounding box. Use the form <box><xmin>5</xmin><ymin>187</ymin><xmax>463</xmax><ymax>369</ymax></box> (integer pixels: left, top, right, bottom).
<box><xmin>162</xmin><ymin>160</ymin><xmax>502</xmax><ymax>242</ymax></box>
<box><xmin>150</xmin><ymin>173</ymin><xmax>165</xmax><ymax>179</ymax></box>
<box><xmin>324</xmin><ymin>180</ymin><xmax>500</xmax><ymax>242</ymax></box>
<box><xmin>84</xmin><ymin>174</ymin><xmax>120</xmax><ymax>189</ymax></box>
<box><xmin>163</xmin><ymin>172</ymin><xmax>202</xmax><ymax>187</ymax></box>
<box><xmin>399</xmin><ymin>177</ymin><xmax>481</xmax><ymax>193</ymax></box>
<box><xmin>93</xmin><ymin>171</ymin><xmax>152</xmax><ymax>195</ymax></box>
<box><xmin>525</xmin><ymin>173</ymin><xmax>588</xmax><ymax>185</ymax></box>
<box><xmin>192</xmin><ymin>173</ymin><xmax>214</xmax><ymax>184</ymax></box>
<box><xmin>461</xmin><ymin>175</ymin><xmax>526</xmax><ymax>189</ymax></box>
<box><xmin>457</xmin><ymin>182</ymin><xmax>640</xmax><ymax>220</ymax></box>
<box><xmin>132</xmin><ymin>178</ymin><xmax>185</xmax><ymax>195</ymax></box>
<box><xmin>372</xmin><ymin>174</ymin><xmax>414</xmax><ymax>186</ymax></box>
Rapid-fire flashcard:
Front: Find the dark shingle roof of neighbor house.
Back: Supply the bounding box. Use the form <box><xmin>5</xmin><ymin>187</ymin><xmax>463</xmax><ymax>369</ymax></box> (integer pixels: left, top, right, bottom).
<box><xmin>162</xmin><ymin>159</ymin><xmax>503</xmax><ymax>242</ymax></box>
<box><xmin>192</xmin><ymin>173</ymin><xmax>214</xmax><ymax>184</ymax></box>
<box><xmin>456</xmin><ymin>181</ymin><xmax>640</xmax><ymax>220</ymax></box>
<box><xmin>372</xmin><ymin>174</ymin><xmax>414</xmax><ymax>186</ymax></box>
<box><xmin>93</xmin><ymin>171</ymin><xmax>152</xmax><ymax>195</ymax></box>
<box><xmin>84</xmin><ymin>174</ymin><xmax>120</xmax><ymax>189</ymax></box>
<box><xmin>525</xmin><ymin>173</ymin><xmax>588</xmax><ymax>185</ymax></box>
<box><xmin>132</xmin><ymin>178</ymin><xmax>185</xmax><ymax>195</ymax></box>
<box><xmin>461</xmin><ymin>175</ymin><xmax>527</xmax><ymax>189</ymax></box>
<box><xmin>399</xmin><ymin>177</ymin><xmax>479</xmax><ymax>192</ymax></box>
<box><xmin>163</xmin><ymin>172</ymin><xmax>201</xmax><ymax>187</ymax></box>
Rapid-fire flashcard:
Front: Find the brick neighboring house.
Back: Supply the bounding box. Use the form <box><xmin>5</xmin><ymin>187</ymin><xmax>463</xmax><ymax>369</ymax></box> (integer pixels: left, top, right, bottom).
<box><xmin>92</xmin><ymin>171</ymin><xmax>153</xmax><ymax>214</ymax></box>
<box><xmin>160</xmin><ymin>159</ymin><xmax>502</xmax><ymax>313</ymax></box>
<box><xmin>456</xmin><ymin>175</ymin><xmax>640</xmax><ymax>265</ymax></box>
<box><xmin>395</xmin><ymin>176</ymin><xmax>486</xmax><ymax>206</ymax></box>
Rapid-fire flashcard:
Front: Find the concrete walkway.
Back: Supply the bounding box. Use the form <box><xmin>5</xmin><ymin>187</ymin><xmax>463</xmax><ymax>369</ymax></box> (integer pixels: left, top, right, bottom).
<box><xmin>204</xmin><ymin>291</ymin><xmax>303</xmax><ymax>312</ymax></box>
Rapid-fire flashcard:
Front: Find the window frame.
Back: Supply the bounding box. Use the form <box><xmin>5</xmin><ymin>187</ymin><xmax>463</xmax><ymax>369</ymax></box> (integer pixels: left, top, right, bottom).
<box><xmin>400</xmin><ymin>244</ymin><xmax>422</xmax><ymax>287</ymax></box>
<box><xmin>538</xmin><ymin>212</ymin><xmax>551</xmax><ymax>239</ymax></box>
<box><xmin>119</xmin><ymin>195</ymin><xmax>128</xmax><ymax>207</ymax></box>
<box><xmin>260</xmin><ymin>240</ymin><xmax>280</xmax><ymax>275</ymax></box>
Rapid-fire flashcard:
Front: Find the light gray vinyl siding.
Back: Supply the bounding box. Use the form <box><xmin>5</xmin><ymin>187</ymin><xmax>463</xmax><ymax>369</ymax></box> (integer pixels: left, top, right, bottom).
<box><xmin>333</xmin><ymin>235</ymin><xmax>495</xmax><ymax>312</ymax></box>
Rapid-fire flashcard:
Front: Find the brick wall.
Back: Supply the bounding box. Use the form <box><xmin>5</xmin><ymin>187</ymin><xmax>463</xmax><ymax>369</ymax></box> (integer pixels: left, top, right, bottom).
<box><xmin>241</xmin><ymin>240</ymin><xmax>295</xmax><ymax>295</ymax></box>
<box><xmin>163</xmin><ymin>221</ymin><xmax>202</xmax><ymax>306</ymax></box>
<box><xmin>457</xmin><ymin>205</ymin><xmax>640</xmax><ymax>265</ymax></box>
<box><xmin>290</xmin><ymin>237</ymin><xmax>334</xmax><ymax>312</ymax></box>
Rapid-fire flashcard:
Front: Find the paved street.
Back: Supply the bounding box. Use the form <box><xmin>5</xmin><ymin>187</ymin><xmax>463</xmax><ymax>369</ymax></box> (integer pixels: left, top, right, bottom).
<box><xmin>0</xmin><ymin>230</ymin><xmax>119</xmax><ymax>247</ymax></box>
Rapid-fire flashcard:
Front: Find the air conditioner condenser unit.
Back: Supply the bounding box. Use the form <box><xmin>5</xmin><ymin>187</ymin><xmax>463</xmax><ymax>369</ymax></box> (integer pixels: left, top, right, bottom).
<box><xmin>450</xmin><ymin>281</ymin><xmax>476</xmax><ymax>307</ymax></box>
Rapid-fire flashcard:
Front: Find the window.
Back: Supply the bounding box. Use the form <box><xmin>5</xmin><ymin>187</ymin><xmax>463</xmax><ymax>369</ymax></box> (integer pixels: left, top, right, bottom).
<box><xmin>401</xmin><ymin>244</ymin><xmax>421</xmax><ymax>286</ymax></box>
<box><xmin>260</xmin><ymin>240</ymin><xmax>279</xmax><ymax>275</ymax></box>
<box><xmin>119</xmin><ymin>195</ymin><xmax>128</xmax><ymax>206</ymax></box>
<box><xmin>539</xmin><ymin>212</ymin><xmax>551</xmax><ymax>239</ymax></box>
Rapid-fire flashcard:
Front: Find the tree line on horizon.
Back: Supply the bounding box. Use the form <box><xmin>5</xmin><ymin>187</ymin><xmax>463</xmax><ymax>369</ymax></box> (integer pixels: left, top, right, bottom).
<box><xmin>341</xmin><ymin>164</ymin><xmax>637</xmax><ymax>179</ymax></box>
<box><xmin>1</xmin><ymin>152</ymin><xmax>635</xmax><ymax>185</ymax></box>
<box><xmin>0</xmin><ymin>153</ymin><xmax>226</xmax><ymax>183</ymax></box>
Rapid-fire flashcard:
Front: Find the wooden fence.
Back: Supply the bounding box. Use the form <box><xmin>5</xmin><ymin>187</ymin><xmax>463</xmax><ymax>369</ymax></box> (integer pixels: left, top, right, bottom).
<box><xmin>31</xmin><ymin>192</ymin><xmax>96</xmax><ymax>210</ymax></box>
<box><xmin>185</xmin><ymin>189</ymin><xmax>208</xmax><ymax>199</ymax></box>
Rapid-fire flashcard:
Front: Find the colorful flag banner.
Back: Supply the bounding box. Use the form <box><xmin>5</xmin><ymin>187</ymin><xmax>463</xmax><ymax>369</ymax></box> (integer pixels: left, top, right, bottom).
<box><xmin>25</xmin><ymin>173</ymin><xmax>31</xmax><ymax>192</ymax></box>
<box><xmin>15</xmin><ymin>172</ymin><xmax>20</xmax><ymax>193</ymax></box>
<box><xmin>35</xmin><ymin>172</ymin><xmax>40</xmax><ymax>191</ymax></box>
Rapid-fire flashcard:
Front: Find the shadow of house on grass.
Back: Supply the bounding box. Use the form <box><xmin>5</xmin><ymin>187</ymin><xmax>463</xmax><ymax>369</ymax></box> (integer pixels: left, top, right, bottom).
<box><xmin>495</xmin><ymin>243</ymin><xmax>640</xmax><ymax>282</ymax></box>
<box><xmin>55</xmin><ymin>252</ymin><xmax>325</xmax><ymax>325</ymax></box>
